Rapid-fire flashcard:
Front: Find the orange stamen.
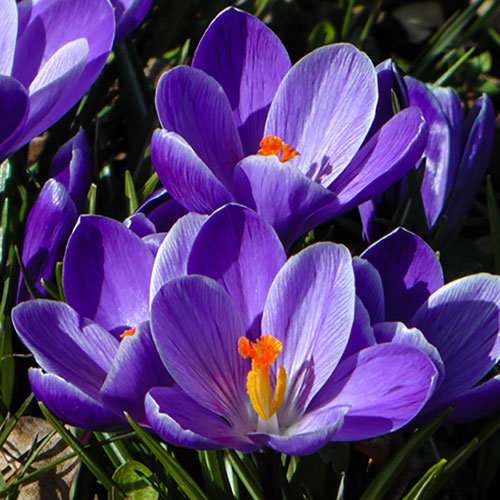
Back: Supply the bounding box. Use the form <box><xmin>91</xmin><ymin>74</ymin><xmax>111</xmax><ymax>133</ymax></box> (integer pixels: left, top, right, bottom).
<box><xmin>120</xmin><ymin>327</ymin><xmax>136</xmax><ymax>339</ymax></box>
<box><xmin>257</xmin><ymin>135</ymin><xmax>299</xmax><ymax>163</ymax></box>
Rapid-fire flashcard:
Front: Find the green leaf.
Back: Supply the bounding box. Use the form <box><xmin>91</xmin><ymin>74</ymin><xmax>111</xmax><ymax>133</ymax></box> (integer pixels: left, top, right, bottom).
<box><xmin>226</xmin><ymin>450</ymin><xmax>265</xmax><ymax>500</ymax></box>
<box><xmin>125</xmin><ymin>413</ymin><xmax>209</xmax><ymax>500</ymax></box>
<box><xmin>359</xmin><ymin>408</ymin><xmax>453</xmax><ymax>500</ymax></box>
<box><xmin>308</xmin><ymin>22</ymin><xmax>336</xmax><ymax>50</ymax></box>
<box><xmin>411</xmin><ymin>1</ymin><xmax>483</xmax><ymax>77</ymax></box>
<box><xmin>125</xmin><ymin>170</ymin><xmax>139</xmax><ymax>215</ymax></box>
<box><xmin>402</xmin><ymin>459</ymin><xmax>447</xmax><ymax>499</ymax></box>
<box><xmin>111</xmin><ymin>460</ymin><xmax>159</xmax><ymax>500</ymax></box>
<box><xmin>87</xmin><ymin>183</ymin><xmax>97</xmax><ymax>215</ymax></box>
<box><xmin>199</xmin><ymin>451</ymin><xmax>233</xmax><ymax>499</ymax></box>
<box><xmin>39</xmin><ymin>403</ymin><xmax>119</xmax><ymax>493</ymax></box>
<box><xmin>0</xmin><ymin>393</ymin><xmax>33</xmax><ymax>449</ymax></box>
<box><xmin>359</xmin><ymin>0</ymin><xmax>383</xmax><ymax>49</ymax></box>
<box><xmin>139</xmin><ymin>172</ymin><xmax>159</xmax><ymax>203</ymax></box>
<box><xmin>0</xmin><ymin>159</ymin><xmax>12</xmax><ymax>194</ymax></box>
<box><xmin>340</xmin><ymin>0</ymin><xmax>356</xmax><ymax>41</ymax></box>
<box><xmin>433</xmin><ymin>47</ymin><xmax>475</xmax><ymax>86</ymax></box>
<box><xmin>41</xmin><ymin>278</ymin><xmax>62</xmax><ymax>301</ymax></box>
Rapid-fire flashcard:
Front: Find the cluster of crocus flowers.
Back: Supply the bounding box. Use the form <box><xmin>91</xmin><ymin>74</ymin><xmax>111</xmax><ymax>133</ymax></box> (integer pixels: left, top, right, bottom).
<box><xmin>360</xmin><ymin>72</ymin><xmax>495</xmax><ymax>242</ymax></box>
<box><xmin>10</xmin><ymin>5</ymin><xmax>500</xmax><ymax>458</ymax></box>
<box><xmin>151</xmin><ymin>7</ymin><xmax>428</xmax><ymax>249</ymax></box>
<box><xmin>0</xmin><ymin>0</ymin><xmax>152</xmax><ymax>161</ymax></box>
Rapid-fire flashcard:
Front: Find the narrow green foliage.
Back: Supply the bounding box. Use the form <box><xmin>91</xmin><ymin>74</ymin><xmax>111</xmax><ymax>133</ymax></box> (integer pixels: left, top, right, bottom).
<box><xmin>486</xmin><ymin>176</ymin><xmax>500</xmax><ymax>274</ymax></box>
<box><xmin>199</xmin><ymin>451</ymin><xmax>233</xmax><ymax>500</ymax></box>
<box><xmin>0</xmin><ymin>393</ymin><xmax>34</xmax><ymax>450</ymax></box>
<box><xmin>125</xmin><ymin>170</ymin><xmax>139</xmax><ymax>215</ymax></box>
<box><xmin>253</xmin><ymin>0</ymin><xmax>270</xmax><ymax>17</ymax></box>
<box><xmin>125</xmin><ymin>413</ymin><xmax>209</xmax><ymax>500</ymax></box>
<box><xmin>340</xmin><ymin>0</ymin><xmax>356</xmax><ymax>41</ymax></box>
<box><xmin>433</xmin><ymin>47</ymin><xmax>475</xmax><ymax>86</ymax></box>
<box><xmin>14</xmin><ymin>245</ymin><xmax>38</xmax><ymax>300</ymax></box>
<box><xmin>411</xmin><ymin>1</ymin><xmax>483</xmax><ymax>77</ymax></box>
<box><xmin>140</xmin><ymin>172</ymin><xmax>159</xmax><ymax>203</ymax></box>
<box><xmin>39</xmin><ymin>403</ymin><xmax>120</xmax><ymax>493</ymax></box>
<box><xmin>360</xmin><ymin>408</ymin><xmax>453</xmax><ymax>500</ymax></box>
<box><xmin>177</xmin><ymin>38</ymin><xmax>191</xmax><ymax>67</ymax></box>
<box><xmin>403</xmin><ymin>459</ymin><xmax>447</xmax><ymax>499</ymax></box>
<box><xmin>226</xmin><ymin>450</ymin><xmax>265</xmax><ymax>500</ymax></box>
<box><xmin>425</xmin><ymin>413</ymin><xmax>500</xmax><ymax>498</ymax></box>
<box><xmin>40</xmin><ymin>278</ymin><xmax>61</xmax><ymax>300</ymax></box>
<box><xmin>88</xmin><ymin>183</ymin><xmax>97</xmax><ymax>215</ymax></box>
<box><xmin>359</xmin><ymin>0</ymin><xmax>383</xmax><ymax>49</ymax></box>
<box><xmin>95</xmin><ymin>431</ymin><xmax>133</xmax><ymax>468</ymax></box>
<box><xmin>463</xmin><ymin>0</ymin><xmax>500</xmax><ymax>39</ymax></box>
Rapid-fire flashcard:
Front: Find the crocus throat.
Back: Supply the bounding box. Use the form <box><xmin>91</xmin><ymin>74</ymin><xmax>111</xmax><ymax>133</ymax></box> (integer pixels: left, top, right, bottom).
<box><xmin>258</xmin><ymin>136</ymin><xmax>299</xmax><ymax>163</ymax></box>
<box><xmin>120</xmin><ymin>327</ymin><xmax>136</xmax><ymax>339</ymax></box>
<box><xmin>238</xmin><ymin>335</ymin><xmax>287</xmax><ymax>421</ymax></box>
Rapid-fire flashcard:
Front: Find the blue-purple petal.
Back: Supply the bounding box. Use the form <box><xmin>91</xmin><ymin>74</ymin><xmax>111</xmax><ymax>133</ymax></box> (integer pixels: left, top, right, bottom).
<box><xmin>263</xmin><ymin>243</ymin><xmax>355</xmax><ymax>414</ymax></box>
<box><xmin>146</xmin><ymin>387</ymin><xmax>257</xmax><ymax>452</ymax></box>
<box><xmin>361</xmin><ymin>228</ymin><xmax>443</xmax><ymax>322</ymax></box>
<box><xmin>29</xmin><ymin>369</ymin><xmax>125</xmax><ymax>431</ymax></box>
<box><xmin>232</xmin><ymin>155</ymin><xmax>339</xmax><ymax>249</ymax></box>
<box><xmin>49</xmin><ymin>128</ymin><xmax>92</xmax><ymax>212</ymax></box>
<box><xmin>409</xmin><ymin>273</ymin><xmax>500</xmax><ymax>407</ymax></box>
<box><xmin>188</xmin><ymin>204</ymin><xmax>286</xmax><ymax>338</ymax></box>
<box><xmin>63</xmin><ymin>215</ymin><xmax>154</xmax><ymax>333</ymax></box>
<box><xmin>155</xmin><ymin>67</ymin><xmax>243</xmax><ymax>187</ymax></box>
<box><xmin>101</xmin><ymin>322</ymin><xmax>172</xmax><ymax>425</ymax></box>
<box><xmin>264</xmin><ymin>44</ymin><xmax>377</xmax><ymax>186</ymax></box>
<box><xmin>192</xmin><ymin>7</ymin><xmax>291</xmax><ymax>156</ymax></box>
<box><xmin>151</xmin><ymin>129</ymin><xmax>234</xmax><ymax>214</ymax></box>
<box><xmin>17</xmin><ymin>179</ymin><xmax>77</xmax><ymax>301</ymax></box>
<box><xmin>151</xmin><ymin>275</ymin><xmax>252</xmax><ymax>428</ymax></box>
<box><xmin>310</xmin><ymin>343</ymin><xmax>438</xmax><ymax>441</ymax></box>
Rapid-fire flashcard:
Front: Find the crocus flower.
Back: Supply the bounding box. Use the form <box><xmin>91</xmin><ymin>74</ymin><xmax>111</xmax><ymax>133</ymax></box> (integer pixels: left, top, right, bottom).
<box><xmin>151</xmin><ymin>7</ymin><xmax>428</xmax><ymax>249</ymax></box>
<box><xmin>17</xmin><ymin>129</ymin><xmax>91</xmax><ymax>302</ymax></box>
<box><xmin>354</xmin><ymin>227</ymin><xmax>500</xmax><ymax>423</ymax></box>
<box><xmin>0</xmin><ymin>0</ymin><xmax>115</xmax><ymax>160</ymax></box>
<box><xmin>12</xmin><ymin>214</ymin><xmax>172</xmax><ymax>429</ymax></box>
<box><xmin>145</xmin><ymin>204</ymin><xmax>438</xmax><ymax>454</ymax></box>
<box><xmin>360</xmin><ymin>78</ymin><xmax>495</xmax><ymax>243</ymax></box>
<box><xmin>111</xmin><ymin>0</ymin><xmax>152</xmax><ymax>42</ymax></box>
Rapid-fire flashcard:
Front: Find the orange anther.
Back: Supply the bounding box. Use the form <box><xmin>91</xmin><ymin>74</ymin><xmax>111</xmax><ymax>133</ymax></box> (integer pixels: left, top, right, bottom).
<box><xmin>257</xmin><ymin>136</ymin><xmax>299</xmax><ymax>163</ymax></box>
<box><xmin>238</xmin><ymin>335</ymin><xmax>282</xmax><ymax>369</ymax></box>
<box><xmin>120</xmin><ymin>327</ymin><xmax>136</xmax><ymax>339</ymax></box>
<box><xmin>258</xmin><ymin>136</ymin><xmax>284</xmax><ymax>157</ymax></box>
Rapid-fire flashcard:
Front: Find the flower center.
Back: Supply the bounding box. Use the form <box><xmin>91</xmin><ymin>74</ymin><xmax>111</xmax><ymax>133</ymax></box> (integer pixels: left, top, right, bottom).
<box><xmin>120</xmin><ymin>327</ymin><xmax>136</xmax><ymax>339</ymax></box>
<box><xmin>258</xmin><ymin>136</ymin><xmax>299</xmax><ymax>163</ymax></box>
<box><xmin>238</xmin><ymin>335</ymin><xmax>287</xmax><ymax>420</ymax></box>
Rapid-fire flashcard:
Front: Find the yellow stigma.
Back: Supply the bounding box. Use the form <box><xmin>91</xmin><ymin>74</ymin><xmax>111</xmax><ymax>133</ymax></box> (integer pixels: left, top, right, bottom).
<box><xmin>238</xmin><ymin>335</ymin><xmax>287</xmax><ymax>420</ymax></box>
<box><xmin>258</xmin><ymin>136</ymin><xmax>299</xmax><ymax>163</ymax></box>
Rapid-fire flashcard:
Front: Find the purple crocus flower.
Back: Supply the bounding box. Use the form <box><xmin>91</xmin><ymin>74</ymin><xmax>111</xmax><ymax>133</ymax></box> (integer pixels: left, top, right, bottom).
<box><xmin>145</xmin><ymin>204</ymin><xmax>438</xmax><ymax>454</ymax></box>
<box><xmin>12</xmin><ymin>214</ymin><xmax>172</xmax><ymax>429</ymax></box>
<box><xmin>354</xmin><ymin>227</ymin><xmax>500</xmax><ymax>423</ymax></box>
<box><xmin>111</xmin><ymin>0</ymin><xmax>152</xmax><ymax>42</ymax></box>
<box><xmin>151</xmin><ymin>7</ymin><xmax>428</xmax><ymax>249</ymax></box>
<box><xmin>0</xmin><ymin>0</ymin><xmax>115</xmax><ymax>160</ymax></box>
<box><xmin>360</xmin><ymin>78</ymin><xmax>495</xmax><ymax>243</ymax></box>
<box><xmin>17</xmin><ymin>129</ymin><xmax>91</xmax><ymax>302</ymax></box>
